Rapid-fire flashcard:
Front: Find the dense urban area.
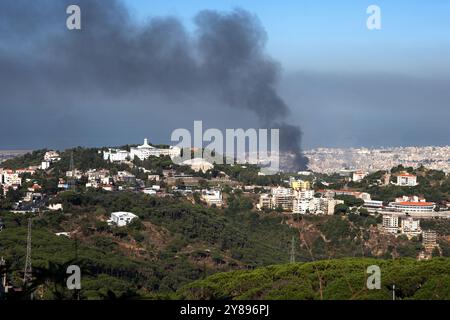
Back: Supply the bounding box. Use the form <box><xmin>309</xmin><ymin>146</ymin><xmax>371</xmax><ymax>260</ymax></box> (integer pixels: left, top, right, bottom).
<box><xmin>1</xmin><ymin>141</ymin><xmax>450</xmax><ymax>299</ymax></box>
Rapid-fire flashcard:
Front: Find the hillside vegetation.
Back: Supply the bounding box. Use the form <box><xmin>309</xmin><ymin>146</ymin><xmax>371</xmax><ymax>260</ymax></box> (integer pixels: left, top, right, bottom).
<box><xmin>177</xmin><ymin>257</ymin><xmax>450</xmax><ymax>300</ymax></box>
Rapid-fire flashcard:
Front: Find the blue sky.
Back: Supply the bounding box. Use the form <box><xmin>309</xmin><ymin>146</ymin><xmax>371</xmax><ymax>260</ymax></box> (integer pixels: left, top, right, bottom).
<box><xmin>124</xmin><ymin>0</ymin><xmax>450</xmax><ymax>74</ymax></box>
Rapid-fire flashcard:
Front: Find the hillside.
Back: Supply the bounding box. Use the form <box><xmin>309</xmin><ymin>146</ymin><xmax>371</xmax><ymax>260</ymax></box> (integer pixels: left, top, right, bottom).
<box><xmin>2</xmin><ymin>149</ymin><xmax>450</xmax><ymax>299</ymax></box>
<box><xmin>1</xmin><ymin>190</ymin><xmax>436</xmax><ymax>299</ymax></box>
<box><xmin>177</xmin><ymin>257</ymin><xmax>450</xmax><ymax>300</ymax></box>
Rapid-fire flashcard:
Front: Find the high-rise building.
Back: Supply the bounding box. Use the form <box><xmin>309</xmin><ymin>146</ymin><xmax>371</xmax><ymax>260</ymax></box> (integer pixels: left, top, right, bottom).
<box><xmin>422</xmin><ymin>230</ymin><xmax>438</xmax><ymax>252</ymax></box>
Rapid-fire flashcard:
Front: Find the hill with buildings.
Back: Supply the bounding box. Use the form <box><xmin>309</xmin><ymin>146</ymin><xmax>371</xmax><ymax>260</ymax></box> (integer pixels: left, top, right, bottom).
<box><xmin>1</xmin><ymin>144</ymin><xmax>450</xmax><ymax>299</ymax></box>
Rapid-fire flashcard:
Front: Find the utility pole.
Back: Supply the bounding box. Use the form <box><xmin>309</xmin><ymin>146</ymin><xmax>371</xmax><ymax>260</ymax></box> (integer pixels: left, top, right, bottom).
<box><xmin>290</xmin><ymin>236</ymin><xmax>296</xmax><ymax>263</ymax></box>
<box><xmin>23</xmin><ymin>218</ymin><xmax>32</xmax><ymax>287</ymax></box>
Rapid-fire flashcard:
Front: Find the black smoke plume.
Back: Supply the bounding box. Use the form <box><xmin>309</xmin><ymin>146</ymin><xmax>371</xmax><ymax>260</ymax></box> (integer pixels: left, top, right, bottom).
<box><xmin>0</xmin><ymin>0</ymin><xmax>308</xmax><ymax>170</ymax></box>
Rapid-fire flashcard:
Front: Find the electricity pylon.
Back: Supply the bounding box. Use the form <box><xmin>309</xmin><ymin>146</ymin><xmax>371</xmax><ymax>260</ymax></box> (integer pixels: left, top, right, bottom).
<box><xmin>23</xmin><ymin>218</ymin><xmax>32</xmax><ymax>285</ymax></box>
<box><xmin>290</xmin><ymin>236</ymin><xmax>296</xmax><ymax>263</ymax></box>
<box><xmin>69</xmin><ymin>151</ymin><xmax>75</xmax><ymax>190</ymax></box>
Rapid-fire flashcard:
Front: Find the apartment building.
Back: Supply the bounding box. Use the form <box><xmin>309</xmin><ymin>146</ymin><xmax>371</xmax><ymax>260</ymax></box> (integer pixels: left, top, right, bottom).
<box><xmin>382</xmin><ymin>215</ymin><xmax>399</xmax><ymax>234</ymax></box>
<box><xmin>396</xmin><ymin>173</ymin><xmax>418</xmax><ymax>186</ymax></box>
<box><xmin>201</xmin><ymin>189</ymin><xmax>223</xmax><ymax>207</ymax></box>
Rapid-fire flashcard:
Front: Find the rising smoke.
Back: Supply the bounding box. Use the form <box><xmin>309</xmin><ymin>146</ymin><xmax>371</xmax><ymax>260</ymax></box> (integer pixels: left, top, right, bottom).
<box><xmin>0</xmin><ymin>0</ymin><xmax>308</xmax><ymax>170</ymax></box>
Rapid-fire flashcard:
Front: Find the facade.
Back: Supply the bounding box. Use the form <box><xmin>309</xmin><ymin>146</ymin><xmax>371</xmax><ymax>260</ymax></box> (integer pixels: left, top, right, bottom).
<box><xmin>109</xmin><ymin>212</ymin><xmax>138</xmax><ymax>227</ymax></box>
<box><xmin>382</xmin><ymin>215</ymin><xmax>399</xmax><ymax>234</ymax></box>
<box><xmin>103</xmin><ymin>139</ymin><xmax>181</xmax><ymax>163</ymax></box>
<box><xmin>181</xmin><ymin>158</ymin><xmax>214</xmax><ymax>173</ymax></box>
<box><xmin>363</xmin><ymin>199</ymin><xmax>384</xmax><ymax>211</ymax></box>
<box><xmin>0</xmin><ymin>170</ymin><xmax>21</xmax><ymax>187</ymax></box>
<box><xmin>48</xmin><ymin>203</ymin><xmax>63</xmax><ymax>211</ymax></box>
<box><xmin>103</xmin><ymin>149</ymin><xmax>129</xmax><ymax>162</ymax></box>
<box><xmin>258</xmin><ymin>194</ymin><xmax>272</xmax><ymax>210</ymax></box>
<box><xmin>272</xmin><ymin>187</ymin><xmax>294</xmax><ymax>211</ymax></box>
<box><xmin>41</xmin><ymin>161</ymin><xmax>51</xmax><ymax>170</ymax></box>
<box><xmin>318</xmin><ymin>198</ymin><xmax>344</xmax><ymax>215</ymax></box>
<box><xmin>422</xmin><ymin>230</ymin><xmax>438</xmax><ymax>252</ymax></box>
<box><xmin>352</xmin><ymin>171</ymin><xmax>368</xmax><ymax>182</ymax></box>
<box><xmin>130</xmin><ymin>139</ymin><xmax>181</xmax><ymax>161</ymax></box>
<box><xmin>400</xmin><ymin>217</ymin><xmax>422</xmax><ymax>239</ymax></box>
<box><xmin>290</xmin><ymin>179</ymin><xmax>310</xmax><ymax>191</ymax></box>
<box><xmin>201</xmin><ymin>190</ymin><xmax>223</xmax><ymax>207</ymax></box>
<box><xmin>395</xmin><ymin>195</ymin><xmax>426</xmax><ymax>203</ymax></box>
<box><xmin>396</xmin><ymin>173</ymin><xmax>418</xmax><ymax>186</ymax></box>
<box><xmin>292</xmin><ymin>197</ymin><xmax>344</xmax><ymax>215</ymax></box>
<box><xmin>319</xmin><ymin>189</ymin><xmax>372</xmax><ymax>201</ymax></box>
<box><xmin>292</xmin><ymin>198</ymin><xmax>316</xmax><ymax>214</ymax></box>
<box><xmin>388</xmin><ymin>201</ymin><xmax>435</xmax><ymax>213</ymax></box>
<box><xmin>148</xmin><ymin>174</ymin><xmax>160</xmax><ymax>181</ymax></box>
<box><xmin>44</xmin><ymin>151</ymin><xmax>61</xmax><ymax>163</ymax></box>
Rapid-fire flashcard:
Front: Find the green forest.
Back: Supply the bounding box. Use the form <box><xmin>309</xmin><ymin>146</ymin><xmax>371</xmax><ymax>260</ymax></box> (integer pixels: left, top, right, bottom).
<box><xmin>177</xmin><ymin>257</ymin><xmax>450</xmax><ymax>300</ymax></box>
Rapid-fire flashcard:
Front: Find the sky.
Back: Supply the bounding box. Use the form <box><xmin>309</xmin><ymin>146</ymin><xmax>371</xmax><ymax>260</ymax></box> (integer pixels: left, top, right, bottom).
<box><xmin>1</xmin><ymin>0</ymin><xmax>449</xmax><ymax>151</ymax></box>
<box><xmin>125</xmin><ymin>0</ymin><xmax>450</xmax><ymax>74</ymax></box>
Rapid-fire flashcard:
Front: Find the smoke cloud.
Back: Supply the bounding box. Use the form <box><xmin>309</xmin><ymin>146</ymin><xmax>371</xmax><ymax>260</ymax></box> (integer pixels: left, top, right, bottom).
<box><xmin>0</xmin><ymin>0</ymin><xmax>308</xmax><ymax>170</ymax></box>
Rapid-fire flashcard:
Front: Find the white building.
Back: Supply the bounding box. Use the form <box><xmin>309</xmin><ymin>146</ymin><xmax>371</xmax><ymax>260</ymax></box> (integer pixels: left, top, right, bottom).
<box><xmin>103</xmin><ymin>149</ymin><xmax>130</xmax><ymax>162</ymax></box>
<box><xmin>0</xmin><ymin>170</ymin><xmax>22</xmax><ymax>187</ymax></box>
<box><xmin>352</xmin><ymin>171</ymin><xmax>368</xmax><ymax>182</ymax></box>
<box><xmin>257</xmin><ymin>194</ymin><xmax>272</xmax><ymax>210</ymax></box>
<box><xmin>400</xmin><ymin>217</ymin><xmax>422</xmax><ymax>239</ymax></box>
<box><xmin>103</xmin><ymin>139</ymin><xmax>181</xmax><ymax>163</ymax></box>
<box><xmin>130</xmin><ymin>138</ymin><xmax>181</xmax><ymax>161</ymax></box>
<box><xmin>44</xmin><ymin>151</ymin><xmax>61</xmax><ymax>163</ymax></box>
<box><xmin>108</xmin><ymin>212</ymin><xmax>138</xmax><ymax>227</ymax></box>
<box><xmin>363</xmin><ymin>199</ymin><xmax>383</xmax><ymax>211</ymax></box>
<box><xmin>148</xmin><ymin>174</ymin><xmax>160</xmax><ymax>181</ymax></box>
<box><xmin>48</xmin><ymin>203</ymin><xmax>63</xmax><ymax>211</ymax></box>
<box><xmin>292</xmin><ymin>197</ymin><xmax>343</xmax><ymax>215</ymax></box>
<box><xmin>292</xmin><ymin>198</ymin><xmax>316</xmax><ymax>214</ymax></box>
<box><xmin>396</xmin><ymin>173</ymin><xmax>418</xmax><ymax>186</ymax></box>
<box><xmin>318</xmin><ymin>198</ymin><xmax>344</xmax><ymax>215</ymax></box>
<box><xmin>295</xmin><ymin>189</ymin><xmax>314</xmax><ymax>200</ymax></box>
<box><xmin>388</xmin><ymin>201</ymin><xmax>435</xmax><ymax>213</ymax></box>
<box><xmin>41</xmin><ymin>161</ymin><xmax>51</xmax><ymax>170</ymax></box>
<box><xmin>395</xmin><ymin>195</ymin><xmax>425</xmax><ymax>203</ymax></box>
<box><xmin>66</xmin><ymin>169</ymin><xmax>83</xmax><ymax>179</ymax></box>
<box><xmin>201</xmin><ymin>190</ymin><xmax>223</xmax><ymax>207</ymax></box>
<box><xmin>181</xmin><ymin>158</ymin><xmax>214</xmax><ymax>173</ymax></box>
<box><xmin>271</xmin><ymin>187</ymin><xmax>294</xmax><ymax>211</ymax></box>
<box><xmin>382</xmin><ymin>215</ymin><xmax>399</xmax><ymax>234</ymax></box>
<box><xmin>422</xmin><ymin>230</ymin><xmax>438</xmax><ymax>252</ymax></box>
<box><xmin>142</xmin><ymin>188</ymin><xmax>157</xmax><ymax>195</ymax></box>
